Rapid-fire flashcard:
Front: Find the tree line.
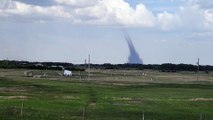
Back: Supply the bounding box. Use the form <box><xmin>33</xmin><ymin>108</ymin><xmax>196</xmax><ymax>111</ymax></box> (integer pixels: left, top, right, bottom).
<box><xmin>84</xmin><ymin>63</ymin><xmax>213</xmax><ymax>72</ymax></box>
<box><xmin>0</xmin><ymin>60</ymin><xmax>84</xmax><ymax>71</ymax></box>
<box><xmin>1</xmin><ymin>60</ymin><xmax>213</xmax><ymax>72</ymax></box>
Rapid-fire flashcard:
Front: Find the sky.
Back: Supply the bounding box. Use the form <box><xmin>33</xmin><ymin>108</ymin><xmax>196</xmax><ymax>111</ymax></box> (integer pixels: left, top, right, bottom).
<box><xmin>0</xmin><ymin>0</ymin><xmax>213</xmax><ymax>65</ymax></box>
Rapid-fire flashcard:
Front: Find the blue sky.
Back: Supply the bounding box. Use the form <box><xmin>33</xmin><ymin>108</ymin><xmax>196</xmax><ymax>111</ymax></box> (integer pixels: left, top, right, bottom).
<box><xmin>0</xmin><ymin>0</ymin><xmax>213</xmax><ymax>65</ymax></box>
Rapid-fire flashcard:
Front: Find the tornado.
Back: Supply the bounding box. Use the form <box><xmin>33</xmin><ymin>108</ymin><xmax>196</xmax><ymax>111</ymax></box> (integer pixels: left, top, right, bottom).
<box><xmin>123</xmin><ymin>31</ymin><xmax>143</xmax><ymax>64</ymax></box>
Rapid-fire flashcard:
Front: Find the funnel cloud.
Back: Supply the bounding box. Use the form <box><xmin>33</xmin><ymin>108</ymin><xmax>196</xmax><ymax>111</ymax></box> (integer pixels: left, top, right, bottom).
<box><xmin>123</xmin><ymin>31</ymin><xmax>143</xmax><ymax>64</ymax></box>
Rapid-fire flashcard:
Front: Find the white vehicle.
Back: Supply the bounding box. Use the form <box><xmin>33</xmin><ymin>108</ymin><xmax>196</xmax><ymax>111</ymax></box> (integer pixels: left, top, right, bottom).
<box><xmin>64</xmin><ymin>70</ymin><xmax>72</xmax><ymax>76</ymax></box>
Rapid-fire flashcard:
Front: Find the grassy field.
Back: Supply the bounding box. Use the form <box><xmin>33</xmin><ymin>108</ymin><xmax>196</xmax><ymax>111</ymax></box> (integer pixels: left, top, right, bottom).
<box><xmin>0</xmin><ymin>69</ymin><xmax>213</xmax><ymax>120</ymax></box>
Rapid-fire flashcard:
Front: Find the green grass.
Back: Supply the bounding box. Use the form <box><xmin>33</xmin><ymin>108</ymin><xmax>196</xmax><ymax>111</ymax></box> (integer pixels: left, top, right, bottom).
<box><xmin>0</xmin><ymin>69</ymin><xmax>213</xmax><ymax>119</ymax></box>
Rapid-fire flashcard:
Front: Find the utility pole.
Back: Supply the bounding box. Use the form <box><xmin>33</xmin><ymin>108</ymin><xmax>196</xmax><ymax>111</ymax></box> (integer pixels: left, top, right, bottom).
<box><xmin>197</xmin><ymin>58</ymin><xmax>200</xmax><ymax>81</ymax></box>
<box><xmin>88</xmin><ymin>54</ymin><xmax>91</xmax><ymax>80</ymax></box>
<box><xmin>85</xmin><ymin>59</ymin><xmax>87</xmax><ymax>68</ymax></box>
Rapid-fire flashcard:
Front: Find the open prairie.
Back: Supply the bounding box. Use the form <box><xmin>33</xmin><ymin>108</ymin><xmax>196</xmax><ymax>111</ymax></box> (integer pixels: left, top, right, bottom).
<box><xmin>0</xmin><ymin>69</ymin><xmax>213</xmax><ymax>120</ymax></box>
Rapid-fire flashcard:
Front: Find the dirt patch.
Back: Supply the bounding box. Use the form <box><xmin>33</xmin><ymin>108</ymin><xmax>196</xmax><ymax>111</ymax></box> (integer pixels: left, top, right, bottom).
<box><xmin>0</xmin><ymin>87</ymin><xmax>28</xmax><ymax>93</ymax></box>
<box><xmin>62</xmin><ymin>96</ymin><xmax>80</xmax><ymax>100</ymax></box>
<box><xmin>189</xmin><ymin>98</ymin><xmax>213</xmax><ymax>101</ymax></box>
<box><xmin>113</xmin><ymin>97</ymin><xmax>143</xmax><ymax>104</ymax></box>
<box><xmin>89</xmin><ymin>102</ymin><xmax>96</xmax><ymax>106</ymax></box>
<box><xmin>0</xmin><ymin>96</ymin><xmax>29</xmax><ymax>100</ymax></box>
<box><xmin>127</xmin><ymin>100</ymin><xmax>143</xmax><ymax>104</ymax></box>
<box><xmin>112</xmin><ymin>103</ymin><xmax>129</xmax><ymax>106</ymax></box>
<box><xmin>54</xmin><ymin>95</ymin><xmax>80</xmax><ymax>100</ymax></box>
<box><xmin>113</xmin><ymin>97</ymin><xmax>132</xmax><ymax>101</ymax></box>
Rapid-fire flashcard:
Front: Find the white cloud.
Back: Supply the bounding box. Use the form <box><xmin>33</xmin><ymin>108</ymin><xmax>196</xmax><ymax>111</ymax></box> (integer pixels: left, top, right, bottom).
<box><xmin>55</xmin><ymin>0</ymin><xmax>97</xmax><ymax>7</ymax></box>
<box><xmin>0</xmin><ymin>0</ymin><xmax>213</xmax><ymax>31</ymax></box>
<box><xmin>204</xmin><ymin>9</ymin><xmax>213</xmax><ymax>25</ymax></box>
<box><xmin>73</xmin><ymin>0</ymin><xmax>156</xmax><ymax>27</ymax></box>
<box><xmin>133</xmin><ymin>4</ymin><xmax>156</xmax><ymax>27</ymax></box>
<box><xmin>0</xmin><ymin>1</ymin><xmax>72</xmax><ymax>21</ymax></box>
<box><xmin>196</xmin><ymin>0</ymin><xmax>213</xmax><ymax>9</ymax></box>
<box><xmin>178</xmin><ymin>2</ymin><xmax>206</xmax><ymax>30</ymax></box>
<box><xmin>0</xmin><ymin>0</ymin><xmax>157</xmax><ymax>27</ymax></box>
<box><xmin>99</xmin><ymin>0</ymin><xmax>156</xmax><ymax>27</ymax></box>
<box><xmin>179</xmin><ymin>1</ymin><xmax>213</xmax><ymax>30</ymax></box>
<box><xmin>157</xmin><ymin>11</ymin><xmax>181</xmax><ymax>30</ymax></box>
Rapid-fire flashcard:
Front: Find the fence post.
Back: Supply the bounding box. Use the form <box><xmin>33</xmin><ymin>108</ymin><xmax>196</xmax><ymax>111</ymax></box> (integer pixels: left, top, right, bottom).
<box><xmin>79</xmin><ymin>71</ymin><xmax>82</xmax><ymax>80</ymax></box>
<box><xmin>21</xmin><ymin>101</ymin><xmax>24</xmax><ymax>117</ymax></box>
<box><xmin>200</xmin><ymin>113</ymin><xmax>203</xmax><ymax>120</ymax></box>
<box><xmin>142</xmin><ymin>111</ymin><xmax>144</xmax><ymax>120</ymax></box>
<box><xmin>82</xmin><ymin>107</ymin><xmax>85</xmax><ymax>120</ymax></box>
